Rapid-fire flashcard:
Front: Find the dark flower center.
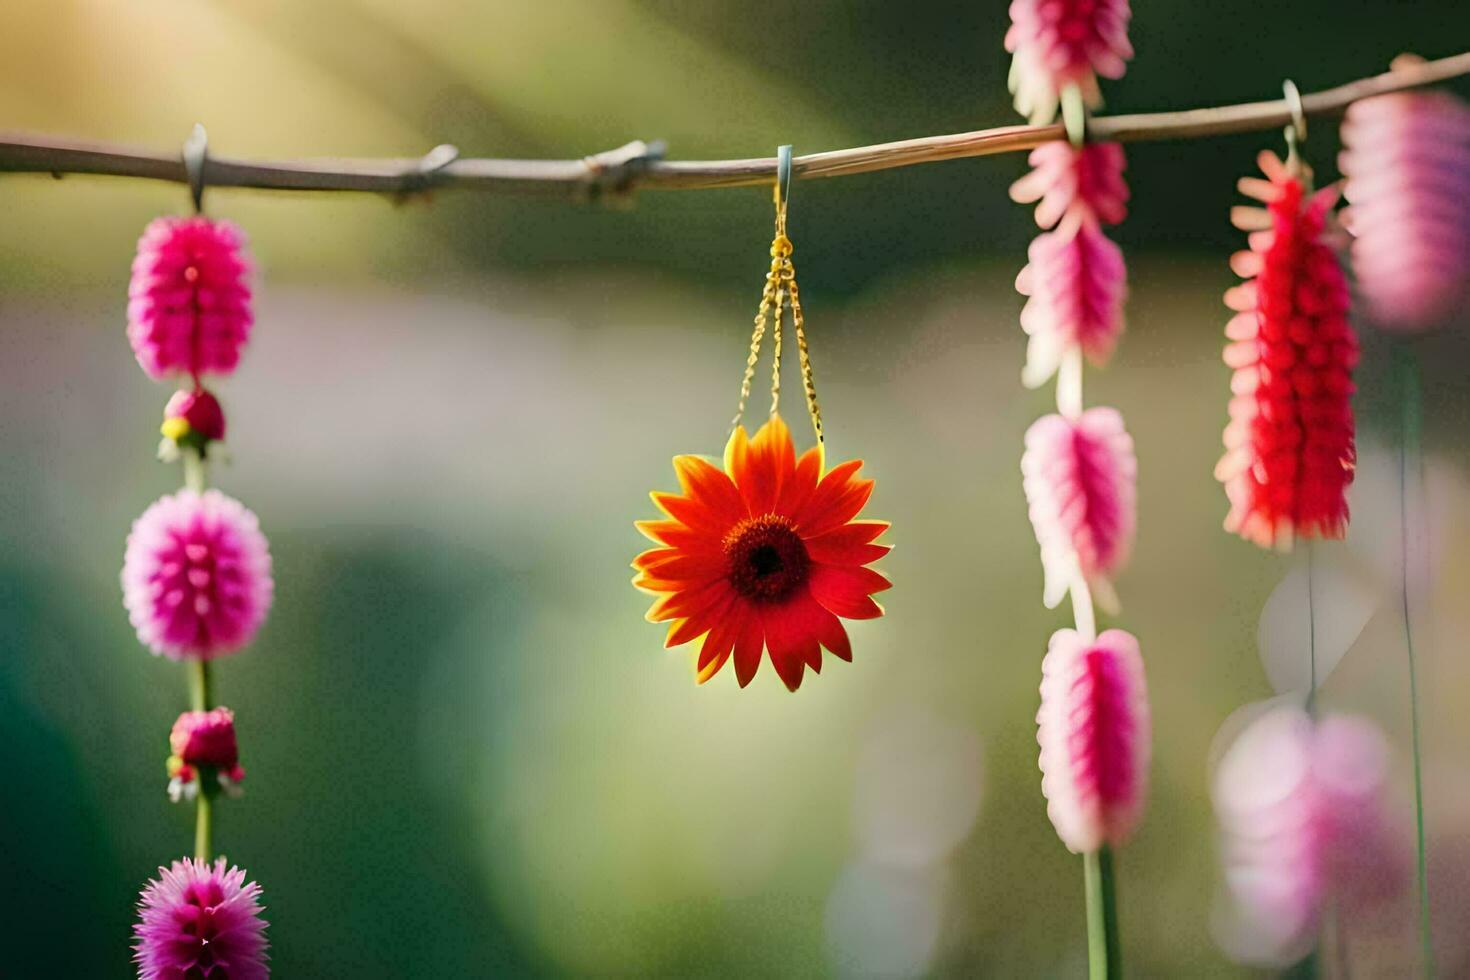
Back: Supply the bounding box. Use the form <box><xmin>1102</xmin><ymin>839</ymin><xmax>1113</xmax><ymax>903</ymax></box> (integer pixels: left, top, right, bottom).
<box><xmin>724</xmin><ymin>514</ymin><xmax>809</xmax><ymax>602</ymax></box>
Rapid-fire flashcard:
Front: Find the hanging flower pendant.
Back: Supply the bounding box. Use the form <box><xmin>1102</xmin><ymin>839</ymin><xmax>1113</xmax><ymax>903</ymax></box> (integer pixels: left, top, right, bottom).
<box><xmin>633</xmin><ymin>149</ymin><xmax>890</xmax><ymax>691</ymax></box>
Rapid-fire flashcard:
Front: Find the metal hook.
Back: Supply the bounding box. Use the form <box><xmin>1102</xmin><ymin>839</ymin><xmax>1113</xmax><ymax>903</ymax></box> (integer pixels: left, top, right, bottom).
<box><xmin>398</xmin><ymin>143</ymin><xmax>460</xmax><ymax>199</ymax></box>
<box><xmin>775</xmin><ymin>144</ymin><xmax>793</xmax><ymax>210</ymax></box>
<box><xmin>183</xmin><ymin>123</ymin><xmax>208</xmax><ymax>214</ymax></box>
<box><xmin>1282</xmin><ymin>79</ymin><xmax>1307</xmax><ymax>148</ymax></box>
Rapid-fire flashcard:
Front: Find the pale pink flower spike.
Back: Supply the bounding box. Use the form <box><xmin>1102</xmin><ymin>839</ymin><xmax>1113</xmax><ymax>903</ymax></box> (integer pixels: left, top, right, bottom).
<box><xmin>1212</xmin><ymin>705</ymin><xmax>1408</xmax><ymax>966</ymax></box>
<box><xmin>1016</xmin><ymin>214</ymin><xmax>1128</xmax><ymax>387</ymax></box>
<box><xmin>1340</xmin><ymin>90</ymin><xmax>1470</xmax><ymax>332</ymax></box>
<box><xmin>1005</xmin><ymin>0</ymin><xmax>1134</xmax><ymax>124</ymax></box>
<box><xmin>1037</xmin><ymin>628</ymin><xmax>1151</xmax><ymax>854</ymax></box>
<box><xmin>1022</xmin><ymin>408</ymin><xmax>1136</xmax><ymax>613</ymax></box>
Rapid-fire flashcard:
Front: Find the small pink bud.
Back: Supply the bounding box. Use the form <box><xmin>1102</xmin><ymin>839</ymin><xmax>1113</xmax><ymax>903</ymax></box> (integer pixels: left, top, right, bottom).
<box><xmin>163</xmin><ymin>388</ymin><xmax>227</xmax><ymax>443</ymax></box>
<box><xmin>169</xmin><ymin>706</ymin><xmax>242</xmax><ymax>775</ymax></box>
<box><xmin>1037</xmin><ymin>628</ymin><xmax>1150</xmax><ymax>853</ymax></box>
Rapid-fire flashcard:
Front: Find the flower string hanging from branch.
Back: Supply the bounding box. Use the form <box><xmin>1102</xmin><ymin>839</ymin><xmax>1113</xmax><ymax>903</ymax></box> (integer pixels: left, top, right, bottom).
<box><xmin>1005</xmin><ymin>2</ymin><xmax>1148</xmax><ymax>972</ymax></box>
<box><xmin>1335</xmin><ymin>57</ymin><xmax>1470</xmax><ymax>971</ymax></box>
<box><xmin>632</xmin><ymin>147</ymin><xmax>891</xmax><ymax>692</ymax></box>
<box><xmin>119</xmin><ymin>126</ymin><xmax>271</xmax><ymax>978</ymax></box>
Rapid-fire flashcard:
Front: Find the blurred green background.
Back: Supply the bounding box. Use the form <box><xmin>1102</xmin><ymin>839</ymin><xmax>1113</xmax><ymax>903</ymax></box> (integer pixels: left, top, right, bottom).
<box><xmin>2</xmin><ymin>2</ymin><xmax>1470</xmax><ymax>976</ymax></box>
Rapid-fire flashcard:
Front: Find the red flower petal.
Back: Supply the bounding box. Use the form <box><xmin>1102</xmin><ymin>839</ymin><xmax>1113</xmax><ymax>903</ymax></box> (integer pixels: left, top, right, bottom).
<box><xmin>673</xmin><ymin>455</ymin><xmax>748</xmax><ymax>525</ymax></box>
<box><xmin>775</xmin><ymin>446</ymin><xmax>823</xmax><ymax>518</ymax></box>
<box><xmin>763</xmin><ymin>601</ymin><xmax>819</xmax><ymax>692</ymax></box>
<box><xmin>633</xmin><ymin>519</ymin><xmax>720</xmax><ymax>553</ymax></box>
<box><xmin>793</xmin><ymin>462</ymin><xmax>873</xmax><ymax>538</ymax></box>
<box><xmin>650</xmin><ymin>491</ymin><xmax>729</xmax><ymax>535</ymax></box>
<box><xmin>732</xmin><ymin>610</ymin><xmax>765</xmax><ymax>687</ymax></box>
<box><xmin>809</xmin><ymin>564</ymin><xmax>888</xmax><ymax>619</ymax></box>
<box><xmin>696</xmin><ymin>609</ymin><xmax>742</xmax><ymax>683</ymax></box>
<box><xmin>665</xmin><ymin>589</ymin><xmax>735</xmax><ymax>648</ymax></box>
<box><xmin>814</xmin><ymin>605</ymin><xmax>852</xmax><ymax>662</ymax></box>
<box><xmin>642</xmin><ymin>578</ymin><xmax>731</xmax><ymax>623</ymax></box>
<box><xmin>804</xmin><ymin>520</ymin><xmax>892</xmax><ymax>565</ymax></box>
<box><xmin>726</xmin><ymin>415</ymin><xmax>796</xmax><ymax>516</ymax></box>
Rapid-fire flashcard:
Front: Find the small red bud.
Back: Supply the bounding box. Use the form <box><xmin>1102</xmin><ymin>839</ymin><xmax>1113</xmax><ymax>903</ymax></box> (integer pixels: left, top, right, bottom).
<box><xmin>163</xmin><ymin>388</ymin><xmax>227</xmax><ymax>443</ymax></box>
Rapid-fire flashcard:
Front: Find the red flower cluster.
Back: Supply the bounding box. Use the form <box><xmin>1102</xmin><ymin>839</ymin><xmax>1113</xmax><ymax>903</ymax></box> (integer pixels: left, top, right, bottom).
<box><xmin>1216</xmin><ymin>151</ymin><xmax>1357</xmax><ymax>549</ymax></box>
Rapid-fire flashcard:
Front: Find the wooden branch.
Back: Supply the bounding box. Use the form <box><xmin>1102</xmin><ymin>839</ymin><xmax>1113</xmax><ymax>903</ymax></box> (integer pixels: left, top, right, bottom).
<box><xmin>1</xmin><ymin>51</ymin><xmax>1466</xmax><ymax>200</ymax></box>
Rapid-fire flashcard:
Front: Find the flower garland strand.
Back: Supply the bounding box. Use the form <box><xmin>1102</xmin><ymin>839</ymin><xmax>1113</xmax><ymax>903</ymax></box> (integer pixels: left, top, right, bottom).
<box><xmin>120</xmin><ymin>162</ymin><xmax>272</xmax><ymax>976</ymax></box>
<box><xmin>633</xmin><ymin>157</ymin><xmax>889</xmax><ymax>691</ymax></box>
<box><xmin>1007</xmin><ymin>5</ymin><xmax>1147</xmax><ymax>973</ymax></box>
<box><xmin>1207</xmin><ymin>101</ymin><xmax>1390</xmax><ymax>974</ymax></box>
<box><xmin>1339</xmin><ymin>75</ymin><xmax>1470</xmax><ymax>971</ymax></box>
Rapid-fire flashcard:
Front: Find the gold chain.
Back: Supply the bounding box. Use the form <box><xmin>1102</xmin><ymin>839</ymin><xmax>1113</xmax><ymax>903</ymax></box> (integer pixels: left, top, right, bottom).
<box><xmin>730</xmin><ymin>195</ymin><xmax>822</xmax><ymax>443</ymax></box>
<box><xmin>785</xmin><ymin>258</ymin><xmax>823</xmax><ymax>445</ymax></box>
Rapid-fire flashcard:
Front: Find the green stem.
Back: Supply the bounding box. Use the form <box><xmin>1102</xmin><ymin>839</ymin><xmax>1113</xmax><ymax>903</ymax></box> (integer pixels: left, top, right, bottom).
<box><xmin>1395</xmin><ymin>343</ymin><xmax>1434</xmax><ymax>976</ymax></box>
<box><xmin>1084</xmin><ymin>847</ymin><xmax>1121</xmax><ymax>978</ymax></box>
<box><xmin>194</xmin><ymin>789</ymin><xmax>212</xmax><ymax>861</ymax></box>
<box><xmin>1283</xmin><ymin>949</ymin><xmax>1319</xmax><ymax>980</ymax></box>
<box><xmin>182</xmin><ymin>446</ymin><xmax>208</xmax><ymax>495</ymax></box>
<box><xmin>189</xmin><ymin>659</ymin><xmax>212</xmax><ymax>713</ymax></box>
<box><xmin>184</xmin><ymin>445</ymin><xmax>213</xmax><ymax>861</ymax></box>
<box><xmin>1305</xmin><ymin>540</ymin><xmax>1318</xmax><ymax>718</ymax></box>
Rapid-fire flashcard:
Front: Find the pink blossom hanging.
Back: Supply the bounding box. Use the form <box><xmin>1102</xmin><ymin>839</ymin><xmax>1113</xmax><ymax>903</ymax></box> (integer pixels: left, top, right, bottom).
<box><xmin>1005</xmin><ymin>0</ymin><xmax>1134</xmax><ymax>124</ymax></box>
<box><xmin>128</xmin><ymin>216</ymin><xmax>253</xmax><ymax>382</ymax></box>
<box><xmin>1340</xmin><ymin>90</ymin><xmax>1470</xmax><ymax>331</ymax></box>
<box><xmin>1022</xmin><ymin>408</ymin><xmax>1136</xmax><ymax>612</ymax></box>
<box><xmin>1037</xmin><ymin>627</ymin><xmax>1150</xmax><ymax>854</ymax></box>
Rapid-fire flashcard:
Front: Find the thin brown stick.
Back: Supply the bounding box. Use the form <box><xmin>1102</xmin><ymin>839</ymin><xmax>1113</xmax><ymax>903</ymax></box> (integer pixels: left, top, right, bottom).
<box><xmin>1</xmin><ymin>51</ymin><xmax>1466</xmax><ymax>199</ymax></box>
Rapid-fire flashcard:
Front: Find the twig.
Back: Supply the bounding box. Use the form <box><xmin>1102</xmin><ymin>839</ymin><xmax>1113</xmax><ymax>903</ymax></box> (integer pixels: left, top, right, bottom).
<box><xmin>0</xmin><ymin>51</ymin><xmax>1467</xmax><ymax>198</ymax></box>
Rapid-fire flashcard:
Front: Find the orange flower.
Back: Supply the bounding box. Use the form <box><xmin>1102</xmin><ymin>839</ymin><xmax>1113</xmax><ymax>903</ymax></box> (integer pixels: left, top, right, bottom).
<box><xmin>633</xmin><ymin>414</ymin><xmax>891</xmax><ymax>691</ymax></box>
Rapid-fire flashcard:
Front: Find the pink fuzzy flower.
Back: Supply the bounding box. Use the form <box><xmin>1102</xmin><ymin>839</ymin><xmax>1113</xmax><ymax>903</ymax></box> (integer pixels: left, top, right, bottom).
<box><xmin>134</xmin><ymin>857</ymin><xmax>269</xmax><ymax>980</ymax></box>
<box><xmin>1022</xmin><ymin>408</ymin><xmax>1136</xmax><ymax>613</ymax></box>
<box><xmin>1037</xmin><ymin>628</ymin><xmax>1150</xmax><ymax>854</ymax></box>
<box><xmin>128</xmin><ymin>216</ymin><xmax>253</xmax><ymax>381</ymax></box>
<box><xmin>1212</xmin><ymin>706</ymin><xmax>1407</xmax><ymax>966</ymax></box>
<box><xmin>1005</xmin><ymin>0</ymin><xmax>1133</xmax><ymax>124</ymax></box>
<box><xmin>1010</xmin><ymin>142</ymin><xmax>1129</xmax><ymax>229</ymax></box>
<box><xmin>1340</xmin><ymin>90</ymin><xmax>1470</xmax><ymax>331</ymax></box>
<box><xmin>1016</xmin><ymin>213</ymin><xmax>1127</xmax><ymax>387</ymax></box>
<box><xmin>122</xmin><ymin>490</ymin><xmax>273</xmax><ymax>661</ymax></box>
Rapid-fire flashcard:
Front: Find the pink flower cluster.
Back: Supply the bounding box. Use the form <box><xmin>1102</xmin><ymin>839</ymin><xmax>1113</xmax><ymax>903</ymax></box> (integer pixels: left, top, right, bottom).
<box><xmin>1340</xmin><ymin>90</ymin><xmax>1470</xmax><ymax>331</ymax></box>
<box><xmin>128</xmin><ymin>216</ymin><xmax>253</xmax><ymax>382</ymax></box>
<box><xmin>1037</xmin><ymin>628</ymin><xmax>1150</xmax><ymax>853</ymax></box>
<box><xmin>122</xmin><ymin>489</ymin><xmax>274</xmax><ymax>661</ymax></box>
<box><xmin>1212</xmin><ymin>705</ymin><xmax>1406</xmax><ymax>966</ymax></box>
<box><xmin>134</xmin><ymin>857</ymin><xmax>269</xmax><ymax>980</ymax></box>
<box><xmin>1005</xmin><ymin>0</ymin><xmax>1133</xmax><ymax>123</ymax></box>
<box><xmin>1022</xmin><ymin>408</ymin><xmax>1136</xmax><ymax>613</ymax></box>
<box><xmin>1012</xmin><ymin>143</ymin><xmax>1129</xmax><ymax>388</ymax></box>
